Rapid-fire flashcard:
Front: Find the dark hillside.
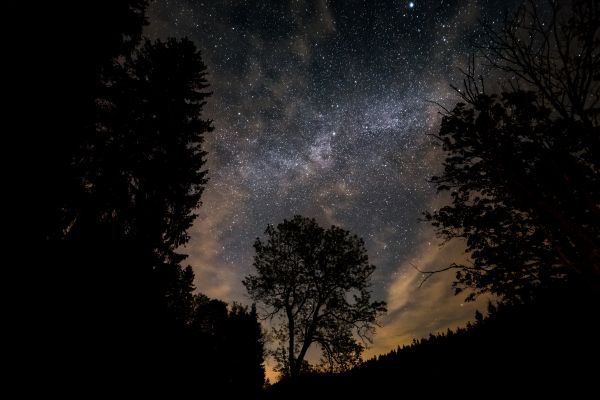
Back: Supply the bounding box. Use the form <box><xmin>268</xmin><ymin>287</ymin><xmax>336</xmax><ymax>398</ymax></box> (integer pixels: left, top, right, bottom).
<box><xmin>266</xmin><ymin>282</ymin><xmax>599</xmax><ymax>398</ymax></box>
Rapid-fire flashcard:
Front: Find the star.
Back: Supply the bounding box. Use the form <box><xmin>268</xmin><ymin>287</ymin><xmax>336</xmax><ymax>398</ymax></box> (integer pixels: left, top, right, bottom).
<box><xmin>145</xmin><ymin>0</ymin><xmax>518</xmax><ymax>371</ymax></box>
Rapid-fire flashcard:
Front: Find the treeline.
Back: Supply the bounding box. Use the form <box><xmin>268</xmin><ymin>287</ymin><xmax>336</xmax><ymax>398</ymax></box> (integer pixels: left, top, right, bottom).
<box><xmin>174</xmin><ymin>294</ymin><xmax>265</xmax><ymax>397</ymax></box>
<box><xmin>266</xmin><ymin>282</ymin><xmax>599</xmax><ymax>398</ymax></box>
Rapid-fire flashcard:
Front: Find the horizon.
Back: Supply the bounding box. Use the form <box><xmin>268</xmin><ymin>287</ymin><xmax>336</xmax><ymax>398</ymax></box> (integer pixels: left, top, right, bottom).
<box><xmin>145</xmin><ymin>0</ymin><xmax>509</xmax><ymax>378</ymax></box>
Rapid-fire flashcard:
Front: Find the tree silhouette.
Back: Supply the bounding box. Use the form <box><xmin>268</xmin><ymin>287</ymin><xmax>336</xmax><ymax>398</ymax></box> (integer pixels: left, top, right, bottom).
<box><xmin>13</xmin><ymin>2</ymin><xmax>155</xmax><ymax>393</ymax></box>
<box><xmin>94</xmin><ymin>37</ymin><xmax>212</xmax><ymax>327</ymax></box>
<box><xmin>243</xmin><ymin>215</ymin><xmax>386</xmax><ymax>378</ymax></box>
<box><xmin>477</xmin><ymin>0</ymin><xmax>599</xmax><ymax>125</ymax></box>
<box><xmin>23</xmin><ymin>3</ymin><xmax>214</xmax><ymax>389</ymax></box>
<box><xmin>424</xmin><ymin>0</ymin><xmax>600</xmax><ymax>301</ymax></box>
<box><xmin>264</xmin><ymin>285</ymin><xmax>599</xmax><ymax>398</ymax></box>
<box><xmin>33</xmin><ymin>0</ymin><xmax>149</xmax><ymax>244</ymax></box>
<box><xmin>59</xmin><ymin>36</ymin><xmax>213</xmax><ymax>341</ymax></box>
<box><xmin>475</xmin><ymin>0</ymin><xmax>600</xmax><ymax>283</ymax></box>
<box><xmin>189</xmin><ymin>295</ymin><xmax>266</xmax><ymax>397</ymax></box>
<box><xmin>100</xmin><ymin>37</ymin><xmax>212</xmax><ymax>263</ymax></box>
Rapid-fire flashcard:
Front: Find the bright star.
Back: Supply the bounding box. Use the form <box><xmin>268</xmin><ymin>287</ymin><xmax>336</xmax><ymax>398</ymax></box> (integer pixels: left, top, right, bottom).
<box><xmin>409</xmin><ymin>2</ymin><xmax>415</xmax><ymax>8</ymax></box>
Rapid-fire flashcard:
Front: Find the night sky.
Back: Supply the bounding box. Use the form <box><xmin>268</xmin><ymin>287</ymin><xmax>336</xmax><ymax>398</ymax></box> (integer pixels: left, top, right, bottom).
<box><xmin>146</xmin><ymin>0</ymin><xmax>518</xmax><ymax>370</ymax></box>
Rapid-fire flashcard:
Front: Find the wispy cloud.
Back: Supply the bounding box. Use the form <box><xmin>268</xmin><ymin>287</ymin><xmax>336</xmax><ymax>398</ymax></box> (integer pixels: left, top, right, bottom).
<box><xmin>365</xmin><ymin>227</ymin><xmax>493</xmax><ymax>359</ymax></box>
<box><xmin>185</xmin><ymin>182</ymin><xmax>247</xmax><ymax>300</ymax></box>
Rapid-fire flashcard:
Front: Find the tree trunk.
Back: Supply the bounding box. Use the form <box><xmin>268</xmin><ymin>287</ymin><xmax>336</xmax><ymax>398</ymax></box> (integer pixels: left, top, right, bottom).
<box><xmin>287</xmin><ymin>308</ymin><xmax>296</xmax><ymax>378</ymax></box>
<box><xmin>291</xmin><ymin>303</ymin><xmax>321</xmax><ymax>378</ymax></box>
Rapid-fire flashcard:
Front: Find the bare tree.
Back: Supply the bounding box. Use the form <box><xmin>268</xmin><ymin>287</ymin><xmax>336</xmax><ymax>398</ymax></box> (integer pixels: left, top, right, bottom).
<box><xmin>477</xmin><ymin>0</ymin><xmax>600</xmax><ymax>125</ymax></box>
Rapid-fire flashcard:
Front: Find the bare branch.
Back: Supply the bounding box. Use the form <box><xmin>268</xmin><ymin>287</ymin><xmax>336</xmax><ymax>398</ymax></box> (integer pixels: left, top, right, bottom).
<box><xmin>410</xmin><ymin>262</ymin><xmax>460</xmax><ymax>288</ymax></box>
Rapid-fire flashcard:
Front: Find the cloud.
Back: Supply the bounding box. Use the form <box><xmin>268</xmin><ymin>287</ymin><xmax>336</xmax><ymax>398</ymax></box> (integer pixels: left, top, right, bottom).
<box><xmin>364</xmin><ymin>225</ymin><xmax>493</xmax><ymax>359</ymax></box>
<box><xmin>184</xmin><ymin>180</ymin><xmax>248</xmax><ymax>301</ymax></box>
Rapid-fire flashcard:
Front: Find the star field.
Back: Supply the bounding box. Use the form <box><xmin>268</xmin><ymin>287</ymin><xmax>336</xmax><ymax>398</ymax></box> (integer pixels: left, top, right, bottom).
<box><xmin>146</xmin><ymin>0</ymin><xmax>519</xmax><ymax>361</ymax></box>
